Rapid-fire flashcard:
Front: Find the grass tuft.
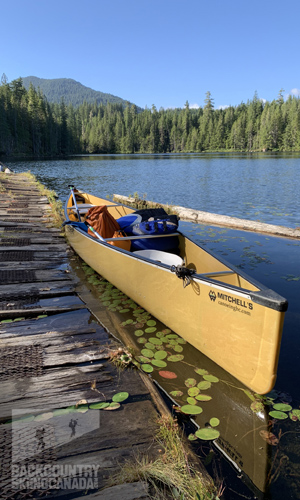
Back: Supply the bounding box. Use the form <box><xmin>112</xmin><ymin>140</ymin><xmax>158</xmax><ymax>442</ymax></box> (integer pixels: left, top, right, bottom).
<box><xmin>108</xmin><ymin>415</ymin><xmax>218</xmax><ymax>500</ymax></box>
<box><xmin>23</xmin><ymin>171</ymin><xmax>64</xmax><ymax>227</ymax></box>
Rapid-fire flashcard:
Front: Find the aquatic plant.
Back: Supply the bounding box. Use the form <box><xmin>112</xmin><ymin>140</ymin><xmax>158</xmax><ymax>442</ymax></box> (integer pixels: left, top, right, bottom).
<box><xmin>108</xmin><ymin>415</ymin><xmax>218</xmax><ymax>500</ymax></box>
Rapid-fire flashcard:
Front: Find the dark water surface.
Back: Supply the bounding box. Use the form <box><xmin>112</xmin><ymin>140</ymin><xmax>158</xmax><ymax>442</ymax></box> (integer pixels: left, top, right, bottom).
<box><xmin>6</xmin><ymin>154</ymin><xmax>300</xmax><ymax>499</ymax></box>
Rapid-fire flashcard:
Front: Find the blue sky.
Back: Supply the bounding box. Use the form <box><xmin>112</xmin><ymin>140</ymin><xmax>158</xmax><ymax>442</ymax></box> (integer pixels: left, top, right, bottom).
<box><xmin>1</xmin><ymin>0</ymin><xmax>299</xmax><ymax>110</ymax></box>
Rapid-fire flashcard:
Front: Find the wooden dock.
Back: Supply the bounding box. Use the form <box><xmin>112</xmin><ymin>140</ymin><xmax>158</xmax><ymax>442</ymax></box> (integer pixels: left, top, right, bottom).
<box><xmin>0</xmin><ymin>173</ymin><xmax>170</xmax><ymax>500</ymax></box>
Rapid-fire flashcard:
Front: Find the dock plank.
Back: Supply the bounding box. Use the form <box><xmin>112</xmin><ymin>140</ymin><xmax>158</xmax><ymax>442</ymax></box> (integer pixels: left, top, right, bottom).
<box><xmin>0</xmin><ymin>172</ymin><xmax>188</xmax><ymax>500</ymax></box>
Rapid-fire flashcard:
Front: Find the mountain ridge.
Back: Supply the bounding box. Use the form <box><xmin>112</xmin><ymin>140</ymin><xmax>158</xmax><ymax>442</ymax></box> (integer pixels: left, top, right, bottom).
<box><xmin>21</xmin><ymin>76</ymin><xmax>142</xmax><ymax>109</ymax></box>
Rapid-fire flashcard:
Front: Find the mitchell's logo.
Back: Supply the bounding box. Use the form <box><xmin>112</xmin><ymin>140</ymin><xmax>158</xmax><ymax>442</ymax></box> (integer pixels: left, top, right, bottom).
<box><xmin>209</xmin><ymin>291</ymin><xmax>253</xmax><ymax>310</ymax></box>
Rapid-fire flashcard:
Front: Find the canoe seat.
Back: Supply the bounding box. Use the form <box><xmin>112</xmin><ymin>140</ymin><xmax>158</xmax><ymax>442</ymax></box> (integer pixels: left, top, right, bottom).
<box><xmin>133</xmin><ymin>249</ymin><xmax>184</xmax><ymax>266</ymax></box>
<box><xmin>68</xmin><ymin>203</ymin><xmax>96</xmax><ymax>214</ymax></box>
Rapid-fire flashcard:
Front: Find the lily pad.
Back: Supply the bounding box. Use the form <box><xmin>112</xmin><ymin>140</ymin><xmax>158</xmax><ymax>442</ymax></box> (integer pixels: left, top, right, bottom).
<box><xmin>141</xmin><ymin>349</ymin><xmax>154</xmax><ymax>358</ymax></box>
<box><xmin>119</xmin><ymin>308</ymin><xmax>130</xmax><ymax>313</ymax></box>
<box><xmin>196</xmin><ymin>394</ymin><xmax>212</xmax><ymax>402</ymax></box>
<box><xmin>141</xmin><ymin>364</ymin><xmax>154</xmax><ymax>373</ymax></box>
<box><xmin>154</xmin><ymin>350</ymin><xmax>167</xmax><ymax>360</ymax></box>
<box><xmin>188</xmin><ymin>387</ymin><xmax>200</xmax><ymax>397</ymax></box>
<box><xmin>137</xmin><ymin>355</ymin><xmax>151</xmax><ymax>363</ymax></box>
<box><xmin>34</xmin><ymin>412</ymin><xmax>53</xmax><ymax>421</ymax></box>
<box><xmin>194</xmin><ymin>368</ymin><xmax>209</xmax><ymax>375</ymax></box>
<box><xmin>209</xmin><ymin>417</ymin><xmax>220</xmax><ymax>427</ymax></box>
<box><xmin>173</xmin><ymin>345</ymin><xmax>183</xmax><ymax>353</ymax></box>
<box><xmin>160</xmin><ymin>336</ymin><xmax>170</xmax><ymax>343</ymax></box>
<box><xmin>289</xmin><ymin>409</ymin><xmax>300</xmax><ymax>421</ymax></box>
<box><xmin>187</xmin><ymin>397</ymin><xmax>197</xmax><ymax>405</ymax></box>
<box><xmin>185</xmin><ymin>378</ymin><xmax>197</xmax><ymax>388</ymax></box>
<box><xmin>134</xmin><ymin>330</ymin><xmax>144</xmax><ymax>337</ymax></box>
<box><xmin>151</xmin><ymin>359</ymin><xmax>167</xmax><ymax>368</ymax></box>
<box><xmin>53</xmin><ymin>408</ymin><xmax>72</xmax><ymax>416</ymax></box>
<box><xmin>188</xmin><ymin>433</ymin><xmax>198</xmax><ymax>441</ymax></box>
<box><xmin>169</xmin><ymin>390</ymin><xmax>184</xmax><ymax>397</ymax></box>
<box><xmin>145</xmin><ymin>342</ymin><xmax>156</xmax><ymax>350</ymax></box>
<box><xmin>197</xmin><ymin>381</ymin><xmax>212</xmax><ymax>390</ymax></box>
<box><xmin>203</xmin><ymin>374</ymin><xmax>219</xmax><ymax>383</ymax></box>
<box><xmin>273</xmin><ymin>403</ymin><xmax>292</xmax><ymax>412</ymax></box>
<box><xmin>89</xmin><ymin>402</ymin><xmax>110</xmax><ymax>409</ymax></box>
<box><xmin>195</xmin><ymin>428</ymin><xmax>220</xmax><ymax>440</ymax></box>
<box><xmin>137</xmin><ymin>337</ymin><xmax>147</xmax><ymax>344</ymax></box>
<box><xmin>103</xmin><ymin>402</ymin><xmax>121</xmax><ymax>410</ymax></box>
<box><xmin>145</xmin><ymin>327</ymin><xmax>157</xmax><ymax>333</ymax></box>
<box><xmin>167</xmin><ymin>354</ymin><xmax>184</xmax><ymax>362</ymax></box>
<box><xmin>250</xmin><ymin>400</ymin><xmax>264</xmax><ymax>413</ymax></box>
<box><xmin>159</xmin><ymin>370</ymin><xmax>177</xmax><ymax>379</ymax></box>
<box><xmin>149</xmin><ymin>337</ymin><xmax>162</xmax><ymax>345</ymax></box>
<box><xmin>181</xmin><ymin>405</ymin><xmax>203</xmax><ymax>415</ymax></box>
<box><xmin>147</xmin><ymin>320</ymin><xmax>157</xmax><ymax>327</ymax></box>
<box><xmin>112</xmin><ymin>392</ymin><xmax>129</xmax><ymax>403</ymax></box>
<box><xmin>269</xmin><ymin>410</ymin><xmax>288</xmax><ymax>420</ymax></box>
<box><xmin>76</xmin><ymin>405</ymin><xmax>89</xmax><ymax>413</ymax></box>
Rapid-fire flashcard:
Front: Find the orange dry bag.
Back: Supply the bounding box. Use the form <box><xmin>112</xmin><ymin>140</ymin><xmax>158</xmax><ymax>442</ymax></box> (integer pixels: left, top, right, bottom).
<box><xmin>85</xmin><ymin>206</ymin><xmax>131</xmax><ymax>251</ymax></box>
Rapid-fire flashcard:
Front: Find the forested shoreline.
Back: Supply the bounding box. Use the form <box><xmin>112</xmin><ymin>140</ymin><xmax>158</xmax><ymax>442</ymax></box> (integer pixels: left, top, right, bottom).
<box><xmin>1</xmin><ymin>77</ymin><xmax>300</xmax><ymax>156</ymax></box>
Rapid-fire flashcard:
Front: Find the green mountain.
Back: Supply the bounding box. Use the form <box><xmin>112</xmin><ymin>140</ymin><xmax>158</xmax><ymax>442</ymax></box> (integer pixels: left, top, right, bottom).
<box><xmin>21</xmin><ymin>76</ymin><xmax>142</xmax><ymax>109</ymax></box>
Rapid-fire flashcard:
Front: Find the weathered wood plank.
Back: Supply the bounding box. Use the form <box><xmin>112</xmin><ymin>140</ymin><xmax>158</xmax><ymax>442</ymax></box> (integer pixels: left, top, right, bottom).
<box><xmin>0</xmin><ymin>221</ymin><xmax>61</xmax><ymax>230</ymax></box>
<box><xmin>0</xmin><ymin>281</ymin><xmax>75</xmax><ymax>300</ymax></box>
<box><xmin>0</xmin><ymin>244</ymin><xmax>68</xmax><ymax>251</ymax></box>
<box><xmin>0</xmin><ymin>268</ymin><xmax>73</xmax><ymax>283</ymax></box>
<box><xmin>0</xmin><ymin>235</ymin><xmax>65</xmax><ymax>244</ymax></box>
<box><xmin>0</xmin><ymin>261</ymin><xmax>69</xmax><ymax>270</ymax></box>
<box><xmin>0</xmin><ymin>309</ymin><xmax>98</xmax><ymax>335</ymax></box>
<box><xmin>0</xmin><ymin>305</ymin><xmax>86</xmax><ymax>319</ymax></box>
<box><xmin>0</xmin><ymin>326</ymin><xmax>99</xmax><ymax>340</ymax></box>
<box><xmin>0</xmin><ymin>280</ymin><xmax>75</xmax><ymax>298</ymax></box>
<box><xmin>0</xmin><ymin>365</ymin><xmax>151</xmax><ymax>417</ymax></box>
<box><xmin>76</xmin><ymin>482</ymin><xmax>149</xmax><ymax>500</ymax></box>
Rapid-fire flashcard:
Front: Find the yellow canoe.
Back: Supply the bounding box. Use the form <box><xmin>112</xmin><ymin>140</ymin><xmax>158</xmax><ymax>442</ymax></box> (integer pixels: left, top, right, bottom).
<box><xmin>64</xmin><ymin>188</ymin><xmax>288</xmax><ymax>394</ymax></box>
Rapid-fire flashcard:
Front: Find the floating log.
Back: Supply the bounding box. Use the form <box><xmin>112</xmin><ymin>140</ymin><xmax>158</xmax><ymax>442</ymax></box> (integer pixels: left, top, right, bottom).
<box><xmin>113</xmin><ymin>194</ymin><xmax>300</xmax><ymax>239</ymax></box>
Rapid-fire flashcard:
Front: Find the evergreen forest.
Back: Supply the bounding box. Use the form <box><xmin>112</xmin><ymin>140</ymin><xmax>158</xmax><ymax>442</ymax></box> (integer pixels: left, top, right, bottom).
<box><xmin>1</xmin><ymin>77</ymin><xmax>300</xmax><ymax>157</ymax></box>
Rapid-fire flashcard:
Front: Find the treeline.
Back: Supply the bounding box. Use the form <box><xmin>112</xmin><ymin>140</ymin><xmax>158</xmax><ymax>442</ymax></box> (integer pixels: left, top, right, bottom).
<box><xmin>1</xmin><ymin>77</ymin><xmax>300</xmax><ymax>156</ymax></box>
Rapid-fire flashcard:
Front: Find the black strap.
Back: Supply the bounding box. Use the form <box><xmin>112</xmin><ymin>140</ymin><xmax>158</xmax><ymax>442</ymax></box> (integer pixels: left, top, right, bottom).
<box><xmin>170</xmin><ymin>265</ymin><xmax>196</xmax><ymax>288</ymax></box>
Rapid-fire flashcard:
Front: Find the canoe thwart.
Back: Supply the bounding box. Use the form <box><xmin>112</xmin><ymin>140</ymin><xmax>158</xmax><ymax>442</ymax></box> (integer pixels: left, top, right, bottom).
<box><xmin>199</xmin><ymin>270</ymin><xmax>236</xmax><ymax>278</ymax></box>
<box><xmin>104</xmin><ymin>232</ymin><xmax>180</xmax><ymax>242</ymax></box>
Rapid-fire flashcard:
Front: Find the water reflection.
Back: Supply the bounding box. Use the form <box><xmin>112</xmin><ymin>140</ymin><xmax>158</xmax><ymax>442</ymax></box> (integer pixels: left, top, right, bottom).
<box><xmin>71</xmin><ymin>243</ymin><xmax>300</xmax><ymax>500</ymax></box>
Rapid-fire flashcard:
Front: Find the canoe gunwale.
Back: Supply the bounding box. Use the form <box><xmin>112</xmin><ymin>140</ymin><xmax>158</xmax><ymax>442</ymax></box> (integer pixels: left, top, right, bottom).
<box><xmin>66</xmin><ymin>223</ymin><xmax>288</xmax><ymax>313</ymax></box>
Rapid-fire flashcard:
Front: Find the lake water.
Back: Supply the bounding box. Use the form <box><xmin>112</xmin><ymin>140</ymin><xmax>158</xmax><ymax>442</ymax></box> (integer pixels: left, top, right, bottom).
<box><xmin>6</xmin><ymin>152</ymin><xmax>300</xmax><ymax>228</ymax></box>
<box><xmin>5</xmin><ymin>153</ymin><xmax>300</xmax><ymax>499</ymax></box>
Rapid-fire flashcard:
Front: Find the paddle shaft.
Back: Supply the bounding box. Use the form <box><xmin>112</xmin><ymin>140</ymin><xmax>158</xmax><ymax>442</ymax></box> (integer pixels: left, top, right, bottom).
<box><xmin>68</xmin><ymin>185</ymin><xmax>81</xmax><ymax>222</ymax></box>
<box><xmin>85</xmin><ymin>221</ymin><xmax>105</xmax><ymax>241</ymax></box>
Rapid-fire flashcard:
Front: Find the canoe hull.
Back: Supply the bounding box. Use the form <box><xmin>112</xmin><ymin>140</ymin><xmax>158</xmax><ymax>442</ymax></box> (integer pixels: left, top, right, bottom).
<box><xmin>65</xmin><ymin>219</ymin><xmax>286</xmax><ymax>394</ymax></box>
